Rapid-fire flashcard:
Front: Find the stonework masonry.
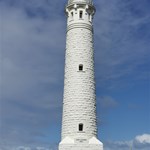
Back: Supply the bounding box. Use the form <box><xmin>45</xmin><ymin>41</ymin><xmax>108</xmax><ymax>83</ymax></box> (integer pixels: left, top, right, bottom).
<box><xmin>59</xmin><ymin>0</ymin><xmax>103</xmax><ymax>149</ymax></box>
<box><xmin>63</xmin><ymin>26</ymin><xmax>96</xmax><ymax>138</ymax></box>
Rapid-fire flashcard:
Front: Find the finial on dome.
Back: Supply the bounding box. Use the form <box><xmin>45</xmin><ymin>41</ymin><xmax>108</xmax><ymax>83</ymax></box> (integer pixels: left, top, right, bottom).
<box><xmin>68</xmin><ymin>0</ymin><xmax>93</xmax><ymax>5</ymax></box>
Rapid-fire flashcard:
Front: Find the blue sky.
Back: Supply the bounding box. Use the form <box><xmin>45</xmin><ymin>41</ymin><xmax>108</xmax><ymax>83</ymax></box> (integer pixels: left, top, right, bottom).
<box><xmin>0</xmin><ymin>0</ymin><xmax>150</xmax><ymax>150</ymax></box>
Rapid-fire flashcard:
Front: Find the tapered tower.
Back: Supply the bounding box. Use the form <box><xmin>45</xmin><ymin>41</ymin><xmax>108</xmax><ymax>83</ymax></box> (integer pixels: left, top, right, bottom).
<box><xmin>59</xmin><ymin>0</ymin><xmax>103</xmax><ymax>149</ymax></box>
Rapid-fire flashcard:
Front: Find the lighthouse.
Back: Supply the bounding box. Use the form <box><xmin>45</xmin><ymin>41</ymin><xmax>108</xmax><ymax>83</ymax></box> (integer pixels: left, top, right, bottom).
<box><xmin>59</xmin><ymin>0</ymin><xmax>103</xmax><ymax>149</ymax></box>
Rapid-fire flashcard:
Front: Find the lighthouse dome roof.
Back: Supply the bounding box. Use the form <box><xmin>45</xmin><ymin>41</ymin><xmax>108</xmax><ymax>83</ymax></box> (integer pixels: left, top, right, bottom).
<box><xmin>68</xmin><ymin>0</ymin><xmax>93</xmax><ymax>5</ymax></box>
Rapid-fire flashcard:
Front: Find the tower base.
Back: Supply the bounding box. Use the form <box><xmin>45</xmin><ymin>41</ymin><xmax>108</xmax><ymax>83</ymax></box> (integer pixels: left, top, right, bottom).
<box><xmin>59</xmin><ymin>137</ymin><xmax>103</xmax><ymax>150</ymax></box>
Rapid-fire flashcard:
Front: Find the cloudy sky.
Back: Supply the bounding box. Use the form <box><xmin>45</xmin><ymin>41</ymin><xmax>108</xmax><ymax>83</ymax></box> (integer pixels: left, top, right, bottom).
<box><xmin>0</xmin><ymin>0</ymin><xmax>149</xmax><ymax>150</ymax></box>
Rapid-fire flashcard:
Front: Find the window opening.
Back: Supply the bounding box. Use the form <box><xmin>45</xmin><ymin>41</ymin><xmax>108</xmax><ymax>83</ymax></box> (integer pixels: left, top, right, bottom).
<box><xmin>71</xmin><ymin>12</ymin><xmax>73</xmax><ymax>19</ymax></box>
<box><xmin>79</xmin><ymin>11</ymin><xmax>83</xmax><ymax>19</ymax></box>
<box><xmin>88</xmin><ymin>13</ymin><xmax>90</xmax><ymax>20</ymax></box>
<box><xmin>79</xmin><ymin>64</ymin><xmax>83</xmax><ymax>71</ymax></box>
<box><xmin>79</xmin><ymin>124</ymin><xmax>83</xmax><ymax>131</ymax></box>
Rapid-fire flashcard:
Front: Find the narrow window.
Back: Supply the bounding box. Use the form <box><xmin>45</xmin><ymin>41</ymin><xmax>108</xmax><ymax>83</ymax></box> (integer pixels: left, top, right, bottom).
<box><xmin>79</xmin><ymin>11</ymin><xmax>83</xmax><ymax>19</ymax></box>
<box><xmin>88</xmin><ymin>13</ymin><xmax>90</xmax><ymax>20</ymax></box>
<box><xmin>71</xmin><ymin>12</ymin><xmax>73</xmax><ymax>18</ymax></box>
<box><xmin>79</xmin><ymin>64</ymin><xmax>83</xmax><ymax>71</ymax></box>
<box><xmin>79</xmin><ymin>123</ymin><xmax>83</xmax><ymax>131</ymax></box>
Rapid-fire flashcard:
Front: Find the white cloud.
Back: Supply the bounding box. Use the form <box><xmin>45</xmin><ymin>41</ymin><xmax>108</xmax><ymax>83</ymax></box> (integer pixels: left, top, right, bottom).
<box><xmin>36</xmin><ymin>147</ymin><xmax>51</xmax><ymax>150</ymax></box>
<box><xmin>135</xmin><ymin>134</ymin><xmax>150</xmax><ymax>144</ymax></box>
<box><xmin>16</xmin><ymin>146</ymin><xmax>31</xmax><ymax>150</ymax></box>
<box><xmin>133</xmin><ymin>134</ymin><xmax>150</xmax><ymax>149</ymax></box>
<box><xmin>0</xmin><ymin>145</ymin><xmax>57</xmax><ymax>150</ymax></box>
<box><xmin>104</xmin><ymin>134</ymin><xmax>150</xmax><ymax>150</ymax></box>
<box><xmin>0</xmin><ymin>0</ymin><xmax>64</xmax><ymax>147</ymax></box>
<box><xmin>1</xmin><ymin>2</ymin><xmax>65</xmax><ymax>102</ymax></box>
<box><xmin>104</xmin><ymin>140</ymin><xmax>131</xmax><ymax>150</ymax></box>
<box><xmin>94</xmin><ymin>0</ymin><xmax>149</xmax><ymax>89</ymax></box>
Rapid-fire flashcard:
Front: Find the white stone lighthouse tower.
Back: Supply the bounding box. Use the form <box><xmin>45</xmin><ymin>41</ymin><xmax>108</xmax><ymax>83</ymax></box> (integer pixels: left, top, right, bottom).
<box><xmin>59</xmin><ymin>0</ymin><xmax>103</xmax><ymax>150</ymax></box>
